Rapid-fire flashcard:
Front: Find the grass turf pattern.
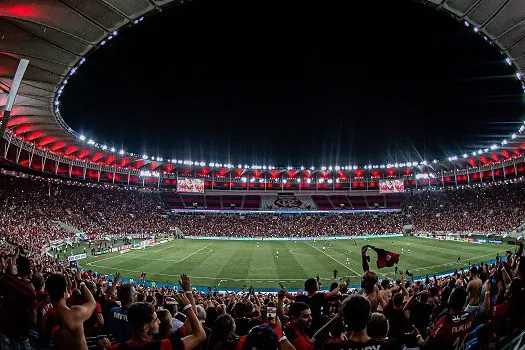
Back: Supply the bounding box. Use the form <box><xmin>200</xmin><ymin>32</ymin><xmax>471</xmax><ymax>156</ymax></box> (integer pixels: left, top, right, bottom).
<box><xmin>79</xmin><ymin>237</ymin><xmax>511</xmax><ymax>289</ymax></box>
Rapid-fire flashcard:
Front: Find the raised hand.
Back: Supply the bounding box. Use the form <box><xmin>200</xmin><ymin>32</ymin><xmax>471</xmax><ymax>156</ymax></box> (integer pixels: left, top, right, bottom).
<box><xmin>179</xmin><ymin>273</ymin><xmax>191</xmax><ymax>292</ymax></box>
<box><xmin>277</xmin><ymin>289</ymin><xmax>285</xmax><ymax>300</ymax></box>
<box><xmin>174</xmin><ymin>292</ymin><xmax>191</xmax><ymax>308</ymax></box>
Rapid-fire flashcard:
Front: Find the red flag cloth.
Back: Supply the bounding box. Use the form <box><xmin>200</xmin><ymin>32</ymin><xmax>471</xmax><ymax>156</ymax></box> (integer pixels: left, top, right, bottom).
<box><xmin>374</xmin><ymin>247</ymin><xmax>400</xmax><ymax>269</ymax></box>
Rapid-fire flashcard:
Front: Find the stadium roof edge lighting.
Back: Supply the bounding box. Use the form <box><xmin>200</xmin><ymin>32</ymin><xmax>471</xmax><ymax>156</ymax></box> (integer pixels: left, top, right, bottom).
<box><xmin>1</xmin><ymin>0</ymin><xmax>525</xmax><ymax>172</ymax></box>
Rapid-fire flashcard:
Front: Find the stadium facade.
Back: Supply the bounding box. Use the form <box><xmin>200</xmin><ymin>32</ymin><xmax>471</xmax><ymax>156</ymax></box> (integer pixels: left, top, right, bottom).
<box><xmin>0</xmin><ymin>0</ymin><xmax>525</xmax><ymax>191</ymax></box>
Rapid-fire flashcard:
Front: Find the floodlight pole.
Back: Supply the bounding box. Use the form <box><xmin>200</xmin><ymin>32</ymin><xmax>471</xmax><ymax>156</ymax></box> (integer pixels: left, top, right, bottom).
<box><xmin>0</xmin><ymin>59</ymin><xmax>29</xmax><ymax>139</ymax></box>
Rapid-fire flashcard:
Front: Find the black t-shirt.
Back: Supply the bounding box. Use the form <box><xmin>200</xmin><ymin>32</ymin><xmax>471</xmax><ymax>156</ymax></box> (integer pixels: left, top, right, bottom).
<box><xmin>409</xmin><ymin>301</ymin><xmax>432</xmax><ymax>337</ymax></box>
<box><xmin>296</xmin><ymin>292</ymin><xmax>326</xmax><ymax>319</ymax></box>
<box><xmin>384</xmin><ymin>307</ymin><xmax>411</xmax><ymax>341</ymax></box>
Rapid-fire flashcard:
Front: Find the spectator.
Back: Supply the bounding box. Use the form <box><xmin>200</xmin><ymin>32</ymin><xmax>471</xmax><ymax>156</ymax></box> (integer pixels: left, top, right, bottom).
<box><xmin>108</xmin><ymin>284</ymin><xmax>136</xmax><ymax>344</ymax></box>
<box><xmin>312</xmin><ymin>295</ymin><xmax>395</xmax><ymax>349</ymax></box>
<box><xmin>45</xmin><ymin>274</ymin><xmax>97</xmax><ymax>350</ymax></box>
<box><xmin>207</xmin><ymin>314</ymin><xmax>239</xmax><ymax>350</ymax></box>
<box><xmin>283</xmin><ymin>302</ymin><xmax>313</xmax><ymax>350</ymax></box>
<box><xmin>0</xmin><ymin>255</ymin><xmax>37</xmax><ymax>349</ymax></box>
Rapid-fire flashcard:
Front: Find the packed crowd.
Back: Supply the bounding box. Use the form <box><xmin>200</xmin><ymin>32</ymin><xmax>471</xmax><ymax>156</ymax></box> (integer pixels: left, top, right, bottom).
<box><xmin>176</xmin><ymin>183</ymin><xmax>525</xmax><ymax>237</ymax></box>
<box><xmin>0</xmin><ymin>239</ymin><xmax>523</xmax><ymax>350</ymax></box>
<box><xmin>0</xmin><ymin>174</ymin><xmax>174</xmax><ymax>252</ymax></box>
<box><xmin>174</xmin><ymin>213</ymin><xmax>405</xmax><ymax>238</ymax></box>
<box><xmin>1</xmin><ymin>172</ymin><xmax>525</xmax><ymax>256</ymax></box>
<box><xmin>403</xmin><ymin>184</ymin><xmax>525</xmax><ymax>233</ymax></box>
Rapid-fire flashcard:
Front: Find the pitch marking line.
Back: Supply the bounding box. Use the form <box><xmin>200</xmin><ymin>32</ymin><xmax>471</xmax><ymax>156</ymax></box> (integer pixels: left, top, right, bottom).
<box><xmin>84</xmin><ymin>263</ymin><xmax>316</xmax><ymax>282</ymax></box>
<box><xmin>305</xmin><ymin>242</ymin><xmax>360</xmax><ymax>277</ymax></box>
<box><xmin>178</xmin><ymin>244</ymin><xmax>213</xmax><ymax>262</ymax></box>
<box><xmin>89</xmin><ymin>243</ymin><xmax>212</xmax><ymax>264</ymax></box>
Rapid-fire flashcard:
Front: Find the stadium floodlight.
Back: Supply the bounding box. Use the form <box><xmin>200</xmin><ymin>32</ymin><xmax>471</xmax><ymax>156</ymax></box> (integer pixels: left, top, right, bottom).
<box><xmin>87</xmin><ymin>139</ymin><xmax>95</xmax><ymax>145</ymax></box>
<box><xmin>319</xmin><ymin>178</ymin><xmax>325</xmax><ymax>183</ymax></box>
<box><xmin>472</xmin><ymin>152</ymin><xmax>476</xmax><ymax>156</ymax></box>
<box><xmin>306</xmin><ymin>178</ymin><xmax>311</xmax><ymax>183</ymax></box>
<box><xmin>287</xmin><ymin>166</ymin><xmax>292</xmax><ymax>170</ymax></box>
<box><xmin>520</xmin><ymin>125</ymin><xmax>525</xmax><ymax>133</ymax></box>
<box><xmin>100</xmin><ymin>40</ymin><xmax>106</xmax><ymax>46</ymax></box>
<box><xmin>112</xmin><ymin>31</ymin><xmax>118</xmax><ymax>36</ymax></box>
<box><xmin>412</xmin><ymin>161</ymin><xmax>418</xmax><ymax>167</ymax></box>
<box><xmin>321</xmin><ymin>166</ymin><xmax>327</xmax><ymax>171</ymax></box>
<box><xmin>250</xmin><ymin>177</ymin><xmax>255</xmax><ymax>182</ymax></box>
<box><xmin>209</xmin><ymin>162</ymin><xmax>215</xmax><ymax>167</ymax></box>
<box><xmin>282</xmin><ymin>179</ymin><xmax>287</xmax><ymax>184</ymax></box>
<box><xmin>54</xmin><ymin>100</ymin><xmax>59</xmax><ymax>106</ymax></box>
<box><xmin>110</xmin><ymin>147</ymin><xmax>115</xmax><ymax>152</ymax></box>
<box><xmin>506</xmin><ymin>57</ymin><xmax>512</xmax><ymax>66</ymax></box>
<box><xmin>151</xmin><ymin>156</ymin><xmax>155</xmax><ymax>160</ymax></box>
<box><xmin>80</xmin><ymin>58</ymin><xmax>86</xmax><ymax>65</ymax></box>
<box><xmin>473</xmin><ymin>27</ymin><xmax>479</xmax><ymax>32</ymax></box>
<box><xmin>237</xmin><ymin>164</ymin><xmax>242</xmax><ymax>168</ymax></box>
<box><xmin>142</xmin><ymin>155</ymin><xmax>148</xmax><ymax>159</ymax></box>
<box><xmin>328</xmin><ymin>166</ymin><xmax>333</xmax><ymax>171</ymax></box>
<box><xmin>101</xmin><ymin>145</ymin><xmax>107</xmax><ymax>150</ymax></box>
<box><xmin>300</xmin><ymin>166</ymin><xmax>305</xmax><ymax>170</ymax></box>
<box><xmin>177</xmin><ymin>160</ymin><xmax>183</xmax><ymax>164</ymax></box>
<box><xmin>478</xmin><ymin>149</ymin><xmax>483</xmax><ymax>154</ymax></box>
<box><xmin>310</xmin><ymin>166</ymin><xmax>315</xmax><ymax>170</ymax></box>
<box><xmin>433</xmin><ymin>159</ymin><xmax>438</xmax><ymax>164</ymax></box>
<box><xmin>483</xmin><ymin>148</ymin><xmax>488</xmax><ymax>153</ymax></box>
<box><xmin>79</xmin><ymin>135</ymin><xmax>86</xmax><ymax>141</ymax></box>
<box><xmin>297</xmin><ymin>178</ymin><xmax>301</xmax><ymax>183</ymax></box>
<box><xmin>464</xmin><ymin>20</ymin><xmax>469</xmax><ymax>27</ymax></box>
<box><xmin>490</xmin><ymin>144</ymin><xmax>498</xmax><ymax>150</ymax></box>
<box><xmin>159</xmin><ymin>158</ymin><xmax>164</xmax><ymax>162</ymax></box>
<box><xmin>463</xmin><ymin>153</ymin><xmax>468</xmax><ymax>158</ymax></box>
<box><xmin>352</xmin><ymin>165</ymin><xmax>358</xmax><ymax>170</ymax></box>
<box><xmin>512</xmin><ymin>133</ymin><xmax>517</xmax><ymax>139</ymax></box>
<box><xmin>335</xmin><ymin>166</ymin><xmax>340</xmax><ymax>171</ymax></box>
<box><xmin>200</xmin><ymin>162</ymin><xmax>205</xmax><ymax>166</ymax></box>
<box><xmin>119</xmin><ymin>150</ymin><xmax>124</xmax><ymax>155</ymax></box>
<box><xmin>241</xmin><ymin>177</ymin><xmax>247</xmax><ymax>183</ymax></box>
<box><xmin>502</xmin><ymin>139</ymin><xmax>508</xmax><ymax>145</ymax></box>
<box><xmin>517</xmin><ymin>73</ymin><xmax>523</xmax><ymax>80</ymax></box>
<box><xmin>263</xmin><ymin>166</ymin><xmax>267</xmax><ymax>170</ymax></box>
<box><xmin>327</xmin><ymin>179</ymin><xmax>333</xmax><ymax>184</ymax></box>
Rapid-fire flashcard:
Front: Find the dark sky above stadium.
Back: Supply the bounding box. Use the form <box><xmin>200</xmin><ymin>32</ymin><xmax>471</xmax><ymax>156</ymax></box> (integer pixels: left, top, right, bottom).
<box><xmin>60</xmin><ymin>0</ymin><xmax>524</xmax><ymax>167</ymax></box>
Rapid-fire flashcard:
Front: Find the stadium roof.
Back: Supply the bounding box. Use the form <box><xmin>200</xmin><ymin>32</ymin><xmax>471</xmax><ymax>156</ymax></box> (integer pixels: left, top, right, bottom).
<box><xmin>0</xmin><ymin>0</ymin><xmax>525</xmax><ymax>172</ymax></box>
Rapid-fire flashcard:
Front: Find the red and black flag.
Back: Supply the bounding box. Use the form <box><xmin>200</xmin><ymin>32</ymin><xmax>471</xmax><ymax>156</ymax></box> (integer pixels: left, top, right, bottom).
<box><xmin>371</xmin><ymin>246</ymin><xmax>400</xmax><ymax>269</ymax></box>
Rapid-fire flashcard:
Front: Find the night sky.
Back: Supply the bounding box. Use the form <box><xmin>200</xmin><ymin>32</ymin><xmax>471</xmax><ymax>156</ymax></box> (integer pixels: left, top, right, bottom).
<box><xmin>60</xmin><ymin>0</ymin><xmax>524</xmax><ymax>167</ymax></box>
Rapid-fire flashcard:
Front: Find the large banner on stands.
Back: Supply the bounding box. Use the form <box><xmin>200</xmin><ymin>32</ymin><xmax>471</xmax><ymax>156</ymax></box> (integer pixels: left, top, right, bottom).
<box><xmin>379</xmin><ymin>179</ymin><xmax>404</xmax><ymax>194</ymax></box>
<box><xmin>131</xmin><ymin>239</ymin><xmax>155</xmax><ymax>250</ymax></box>
<box><xmin>109</xmin><ymin>245</ymin><xmax>131</xmax><ymax>253</ymax></box>
<box><xmin>177</xmin><ymin>178</ymin><xmax>205</xmax><ymax>193</ymax></box>
<box><xmin>67</xmin><ymin>253</ymin><xmax>87</xmax><ymax>262</ymax></box>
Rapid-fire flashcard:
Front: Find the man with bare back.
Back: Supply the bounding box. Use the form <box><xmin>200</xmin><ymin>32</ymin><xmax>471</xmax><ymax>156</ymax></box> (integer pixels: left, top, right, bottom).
<box><xmin>465</xmin><ymin>266</ymin><xmax>482</xmax><ymax>315</ymax></box>
<box><xmin>45</xmin><ymin>274</ymin><xmax>96</xmax><ymax>350</ymax></box>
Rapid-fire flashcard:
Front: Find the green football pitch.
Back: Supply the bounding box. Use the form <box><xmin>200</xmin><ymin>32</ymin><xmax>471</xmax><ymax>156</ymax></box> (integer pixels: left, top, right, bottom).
<box><xmin>79</xmin><ymin>237</ymin><xmax>512</xmax><ymax>290</ymax></box>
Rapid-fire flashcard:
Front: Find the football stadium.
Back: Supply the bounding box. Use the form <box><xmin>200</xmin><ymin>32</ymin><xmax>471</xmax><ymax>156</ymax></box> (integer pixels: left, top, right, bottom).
<box><xmin>0</xmin><ymin>0</ymin><xmax>525</xmax><ymax>349</ymax></box>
